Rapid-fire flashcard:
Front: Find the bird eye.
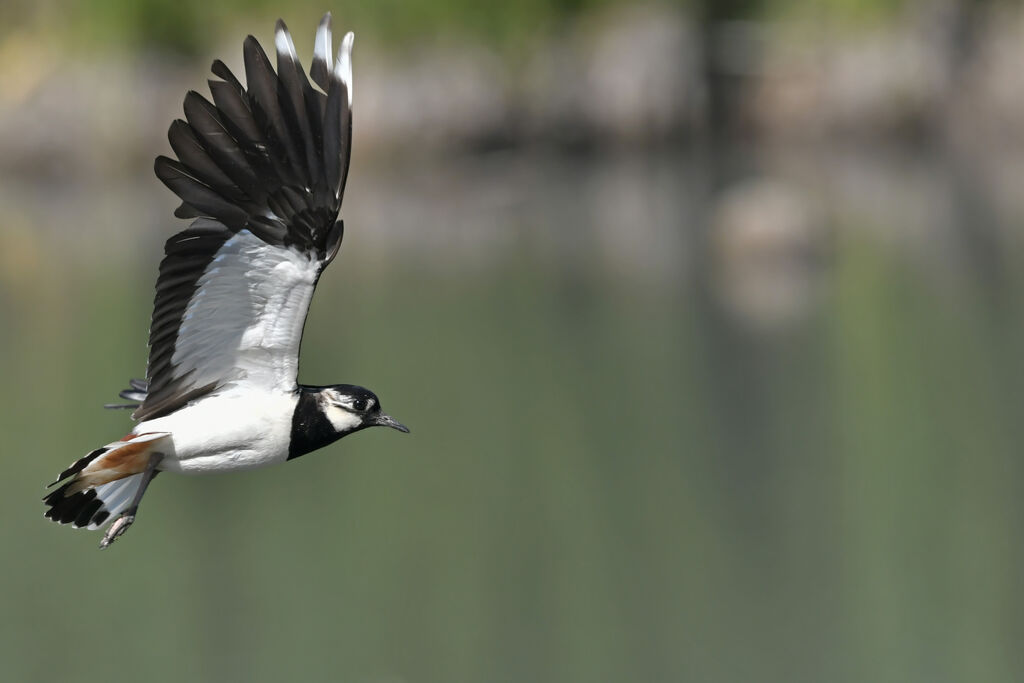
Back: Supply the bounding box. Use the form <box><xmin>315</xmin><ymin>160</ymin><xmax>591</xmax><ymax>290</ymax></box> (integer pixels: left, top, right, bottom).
<box><xmin>350</xmin><ymin>398</ymin><xmax>368</xmax><ymax>412</ymax></box>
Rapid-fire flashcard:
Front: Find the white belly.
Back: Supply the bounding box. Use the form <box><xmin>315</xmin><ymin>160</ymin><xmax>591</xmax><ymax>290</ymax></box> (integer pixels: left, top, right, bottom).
<box><xmin>133</xmin><ymin>388</ymin><xmax>297</xmax><ymax>475</ymax></box>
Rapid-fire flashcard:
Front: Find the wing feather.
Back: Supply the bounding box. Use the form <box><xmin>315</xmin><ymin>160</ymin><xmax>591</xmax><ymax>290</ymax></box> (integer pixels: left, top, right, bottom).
<box><xmin>310</xmin><ymin>13</ymin><xmax>333</xmax><ymax>91</ymax></box>
<box><xmin>182</xmin><ymin>91</ymin><xmax>262</xmax><ymax>201</ymax></box>
<box><xmin>135</xmin><ymin>16</ymin><xmax>354</xmax><ymax>421</ymax></box>
<box><xmin>166</xmin><ymin>120</ymin><xmax>240</xmax><ymax>198</ymax></box>
<box><xmin>275</xmin><ymin>20</ymin><xmax>321</xmax><ymax>188</ymax></box>
<box><xmin>323</xmin><ymin>32</ymin><xmax>354</xmax><ymax>202</ymax></box>
<box><xmin>243</xmin><ymin>35</ymin><xmax>307</xmax><ymax>187</ymax></box>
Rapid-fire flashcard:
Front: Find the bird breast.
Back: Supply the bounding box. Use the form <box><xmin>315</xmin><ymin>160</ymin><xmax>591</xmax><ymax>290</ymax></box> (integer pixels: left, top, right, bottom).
<box><xmin>135</xmin><ymin>387</ymin><xmax>298</xmax><ymax>474</ymax></box>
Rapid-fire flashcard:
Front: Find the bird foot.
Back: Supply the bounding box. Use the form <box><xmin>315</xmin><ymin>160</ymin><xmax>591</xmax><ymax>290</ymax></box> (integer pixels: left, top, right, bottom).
<box><xmin>99</xmin><ymin>513</ymin><xmax>136</xmax><ymax>549</ymax></box>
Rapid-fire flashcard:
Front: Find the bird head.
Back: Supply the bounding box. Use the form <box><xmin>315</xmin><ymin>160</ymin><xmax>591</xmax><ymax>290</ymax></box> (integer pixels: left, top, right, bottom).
<box><xmin>319</xmin><ymin>384</ymin><xmax>409</xmax><ymax>436</ymax></box>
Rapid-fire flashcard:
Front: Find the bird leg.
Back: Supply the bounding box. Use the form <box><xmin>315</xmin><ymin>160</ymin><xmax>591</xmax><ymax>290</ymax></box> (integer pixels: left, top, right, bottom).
<box><xmin>99</xmin><ymin>453</ymin><xmax>164</xmax><ymax>549</ymax></box>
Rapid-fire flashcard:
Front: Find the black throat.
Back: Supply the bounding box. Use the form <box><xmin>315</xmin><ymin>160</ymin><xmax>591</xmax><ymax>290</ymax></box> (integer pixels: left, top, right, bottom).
<box><xmin>288</xmin><ymin>388</ymin><xmax>344</xmax><ymax>460</ymax></box>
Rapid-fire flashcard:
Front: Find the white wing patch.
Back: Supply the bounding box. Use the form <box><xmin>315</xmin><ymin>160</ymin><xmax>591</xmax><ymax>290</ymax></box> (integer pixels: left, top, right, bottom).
<box><xmin>314</xmin><ymin>17</ymin><xmax>333</xmax><ymax>75</ymax></box>
<box><xmin>337</xmin><ymin>32</ymin><xmax>354</xmax><ymax>106</ymax></box>
<box><xmin>172</xmin><ymin>229</ymin><xmax>318</xmax><ymax>393</ymax></box>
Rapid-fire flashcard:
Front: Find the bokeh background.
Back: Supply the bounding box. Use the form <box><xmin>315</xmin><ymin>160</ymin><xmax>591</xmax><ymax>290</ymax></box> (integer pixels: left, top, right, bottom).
<box><xmin>2</xmin><ymin>0</ymin><xmax>1023</xmax><ymax>681</ymax></box>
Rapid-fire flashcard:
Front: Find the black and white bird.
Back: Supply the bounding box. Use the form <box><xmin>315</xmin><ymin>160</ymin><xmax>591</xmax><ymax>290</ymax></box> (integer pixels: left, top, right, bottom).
<box><xmin>43</xmin><ymin>15</ymin><xmax>408</xmax><ymax>549</ymax></box>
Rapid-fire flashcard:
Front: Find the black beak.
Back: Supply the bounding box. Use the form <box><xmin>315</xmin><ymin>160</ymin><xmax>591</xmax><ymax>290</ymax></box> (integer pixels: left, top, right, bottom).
<box><xmin>375</xmin><ymin>413</ymin><xmax>410</xmax><ymax>433</ymax></box>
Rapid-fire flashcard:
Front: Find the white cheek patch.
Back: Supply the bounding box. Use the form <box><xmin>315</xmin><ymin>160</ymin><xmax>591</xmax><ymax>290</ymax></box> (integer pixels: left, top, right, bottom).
<box><xmin>324</xmin><ymin>404</ymin><xmax>362</xmax><ymax>433</ymax></box>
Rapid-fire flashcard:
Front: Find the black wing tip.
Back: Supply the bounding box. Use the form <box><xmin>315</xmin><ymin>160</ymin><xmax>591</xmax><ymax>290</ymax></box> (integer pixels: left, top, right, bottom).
<box><xmin>158</xmin><ymin>16</ymin><xmax>352</xmax><ymax>246</ymax></box>
<box><xmin>210</xmin><ymin>59</ymin><xmax>240</xmax><ymax>87</ymax></box>
<box><xmin>154</xmin><ymin>154</ymin><xmax>176</xmax><ymax>175</ymax></box>
<box><xmin>242</xmin><ymin>35</ymin><xmax>265</xmax><ymax>62</ymax></box>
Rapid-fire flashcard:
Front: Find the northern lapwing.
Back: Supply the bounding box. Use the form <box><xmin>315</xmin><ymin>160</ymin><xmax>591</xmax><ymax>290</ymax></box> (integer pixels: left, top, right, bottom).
<box><xmin>43</xmin><ymin>15</ymin><xmax>408</xmax><ymax>549</ymax></box>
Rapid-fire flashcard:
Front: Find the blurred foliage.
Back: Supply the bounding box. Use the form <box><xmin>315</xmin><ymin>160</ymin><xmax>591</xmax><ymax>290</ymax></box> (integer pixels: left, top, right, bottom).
<box><xmin>5</xmin><ymin>0</ymin><xmax>657</xmax><ymax>55</ymax></box>
<box><xmin>1</xmin><ymin>0</ymin><xmax>930</xmax><ymax>57</ymax></box>
<box><xmin>765</xmin><ymin>0</ymin><xmax>912</xmax><ymax>24</ymax></box>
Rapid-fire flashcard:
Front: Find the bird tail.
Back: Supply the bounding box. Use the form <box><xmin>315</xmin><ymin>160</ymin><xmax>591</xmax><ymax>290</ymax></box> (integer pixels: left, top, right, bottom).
<box><xmin>43</xmin><ymin>432</ymin><xmax>170</xmax><ymax>529</ymax></box>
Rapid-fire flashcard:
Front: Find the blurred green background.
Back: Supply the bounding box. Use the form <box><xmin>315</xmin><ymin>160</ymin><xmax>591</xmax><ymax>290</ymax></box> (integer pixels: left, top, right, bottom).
<box><xmin>2</xmin><ymin>0</ymin><xmax>1023</xmax><ymax>681</ymax></box>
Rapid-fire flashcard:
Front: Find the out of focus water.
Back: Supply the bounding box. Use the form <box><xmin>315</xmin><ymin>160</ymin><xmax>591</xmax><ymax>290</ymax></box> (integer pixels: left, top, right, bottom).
<box><xmin>1</xmin><ymin>146</ymin><xmax>1022</xmax><ymax>682</ymax></box>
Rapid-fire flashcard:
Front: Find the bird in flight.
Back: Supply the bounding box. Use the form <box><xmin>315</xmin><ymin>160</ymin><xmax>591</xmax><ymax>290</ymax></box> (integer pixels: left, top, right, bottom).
<box><xmin>43</xmin><ymin>15</ymin><xmax>408</xmax><ymax>549</ymax></box>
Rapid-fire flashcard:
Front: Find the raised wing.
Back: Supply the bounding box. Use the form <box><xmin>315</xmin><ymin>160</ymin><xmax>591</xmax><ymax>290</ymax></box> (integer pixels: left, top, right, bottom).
<box><xmin>135</xmin><ymin>15</ymin><xmax>354</xmax><ymax>421</ymax></box>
